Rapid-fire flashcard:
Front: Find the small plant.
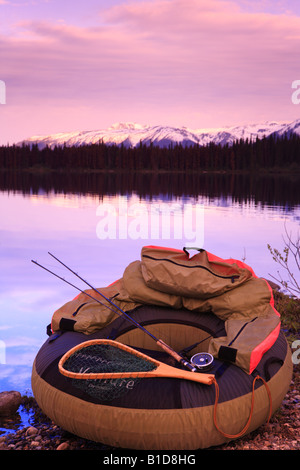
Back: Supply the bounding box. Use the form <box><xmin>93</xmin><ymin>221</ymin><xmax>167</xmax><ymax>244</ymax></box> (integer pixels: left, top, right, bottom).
<box><xmin>267</xmin><ymin>224</ymin><xmax>300</xmax><ymax>298</ymax></box>
<box><xmin>273</xmin><ymin>290</ymin><xmax>300</xmax><ymax>343</ymax></box>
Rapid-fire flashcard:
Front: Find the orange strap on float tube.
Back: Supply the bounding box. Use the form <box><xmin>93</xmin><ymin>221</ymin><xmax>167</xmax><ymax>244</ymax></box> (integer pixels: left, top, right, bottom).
<box><xmin>212</xmin><ymin>376</ymin><xmax>272</xmax><ymax>439</ymax></box>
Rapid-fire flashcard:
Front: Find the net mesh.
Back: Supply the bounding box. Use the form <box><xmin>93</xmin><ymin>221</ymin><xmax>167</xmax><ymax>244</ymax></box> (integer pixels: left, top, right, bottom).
<box><xmin>62</xmin><ymin>343</ymin><xmax>156</xmax><ymax>402</ymax></box>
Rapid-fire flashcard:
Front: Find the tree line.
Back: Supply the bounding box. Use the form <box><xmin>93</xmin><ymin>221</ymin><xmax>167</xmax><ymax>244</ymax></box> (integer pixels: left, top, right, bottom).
<box><xmin>1</xmin><ymin>169</ymin><xmax>299</xmax><ymax>209</ymax></box>
<box><xmin>0</xmin><ymin>133</ymin><xmax>299</xmax><ymax>172</ymax></box>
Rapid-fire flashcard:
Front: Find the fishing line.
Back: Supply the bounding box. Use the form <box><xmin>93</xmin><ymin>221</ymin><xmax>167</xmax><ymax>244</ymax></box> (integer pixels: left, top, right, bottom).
<box><xmin>31</xmin><ymin>255</ymin><xmax>197</xmax><ymax>372</ymax></box>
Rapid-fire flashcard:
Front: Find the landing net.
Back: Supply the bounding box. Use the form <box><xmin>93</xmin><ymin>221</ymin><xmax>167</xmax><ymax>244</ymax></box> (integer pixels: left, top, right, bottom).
<box><xmin>62</xmin><ymin>342</ymin><xmax>156</xmax><ymax>402</ymax></box>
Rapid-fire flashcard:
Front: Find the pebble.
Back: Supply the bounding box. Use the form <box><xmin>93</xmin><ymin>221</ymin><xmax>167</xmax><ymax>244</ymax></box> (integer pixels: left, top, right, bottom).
<box><xmin>0</xmin><ymin>391</ymin><xmax>22</xmax><ymax>417</ymax></box>
<box><xmin>30</xmin><ymin>441</ymin><xmax>41</xmax><ymax>448</ymax></box>
<box><xmin>25</xmin><ymin>426</ymin><xmax>38</xmax><ymax>436</ymax></box>
<box><xmin>56</xmin><ymin>442</ymin><xmax>70</xmax><ymax>450</ymax></box>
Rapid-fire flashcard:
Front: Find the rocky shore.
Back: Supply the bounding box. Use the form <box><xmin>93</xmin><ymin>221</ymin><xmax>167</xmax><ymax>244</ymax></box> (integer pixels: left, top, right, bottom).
<box><xmin>0</xmin><ymin>365</ymin><xmax>299</xmax><ymax>451</ymax></box>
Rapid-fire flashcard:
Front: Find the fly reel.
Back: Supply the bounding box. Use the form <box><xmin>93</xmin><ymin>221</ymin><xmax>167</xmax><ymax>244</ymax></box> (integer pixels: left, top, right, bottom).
<box><xmin>190</xmin><ymin>352</ymin><xmax>214</xmax><ymax>372</ymax></box>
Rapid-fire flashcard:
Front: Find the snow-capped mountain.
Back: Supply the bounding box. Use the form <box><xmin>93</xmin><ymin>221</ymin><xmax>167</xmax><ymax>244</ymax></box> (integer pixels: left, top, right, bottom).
<box><xmin>19</xmin><ymin>119</ymin><xmax>300</xmax><ymax>149</ymax></box>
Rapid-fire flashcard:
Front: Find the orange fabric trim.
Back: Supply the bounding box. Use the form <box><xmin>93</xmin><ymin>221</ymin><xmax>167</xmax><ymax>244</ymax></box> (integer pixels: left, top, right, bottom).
<box><xmin>106</xmin><ymin>279</ymin><xmax>121</xmax><ymax>287</ymax></box>
<box><xmin>144</xmin><ymin>245</ymin><xmax>184</xmax><ymax>253</ymax></box>
<box><xmin>206</xmin><ymin>251</ymin><xmax>257</xmax><ymax>276</ymax></box>
<box><xmin>264</xmin><ymin>279</ymin><xmax>280</xmax><ymax>316</ymax></box>
<box><xmin>248</xmin><ymin>279</ymin><xmax>280</xmax><ymax>373</ymax></box>
<box><xmin>249</xmin><ymin>323</ymin><xmax>281</xmax><ymax>374</ymax></box>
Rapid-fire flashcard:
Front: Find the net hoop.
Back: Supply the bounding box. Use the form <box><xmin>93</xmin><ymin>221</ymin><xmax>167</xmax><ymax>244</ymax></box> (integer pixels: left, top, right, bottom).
<box><xmin>58</xmin><ymin>339</ymin><xmax>160</xmax><ymax>380</ymax></box>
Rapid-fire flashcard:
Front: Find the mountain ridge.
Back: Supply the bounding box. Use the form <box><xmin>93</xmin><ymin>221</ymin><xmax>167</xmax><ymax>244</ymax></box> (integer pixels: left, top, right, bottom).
<box><xmin>19</xmin><ymin>119</ymin><xmax>300</xmax><ymax>150</ymax></box>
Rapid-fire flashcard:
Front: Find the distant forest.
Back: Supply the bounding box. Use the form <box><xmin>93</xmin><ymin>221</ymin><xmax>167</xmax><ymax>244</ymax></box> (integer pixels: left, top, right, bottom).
<box><xmin>0</xmin><ymin>133</ymin><xmax>299</xmax><ymax>172</ymax></box>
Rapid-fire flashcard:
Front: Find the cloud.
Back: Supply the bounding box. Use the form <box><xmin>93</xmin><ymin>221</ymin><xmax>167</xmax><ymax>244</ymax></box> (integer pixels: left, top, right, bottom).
<box><xmin>2</xmin><ymin>0</ymin><xmax>300</xmax><ymax>138</ymax></box>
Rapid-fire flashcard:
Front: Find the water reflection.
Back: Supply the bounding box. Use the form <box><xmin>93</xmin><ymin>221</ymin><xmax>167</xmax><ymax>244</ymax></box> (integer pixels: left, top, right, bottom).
<box><xmin>1</xmin><ymin>170</ymin><xmax>300</xmax><ymax>208</ymax></box>
<box><xmin>0</xmin><ymin>171</ymin><xmax>299</xmax><ymax>395</ymax></box>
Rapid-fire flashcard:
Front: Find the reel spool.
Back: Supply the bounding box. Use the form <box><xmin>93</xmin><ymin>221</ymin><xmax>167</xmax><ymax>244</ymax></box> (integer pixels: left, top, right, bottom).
<box><xmin>191</xmin><ymin>352</ymin><xmax>214</xmax><ymax>372</ymax></box>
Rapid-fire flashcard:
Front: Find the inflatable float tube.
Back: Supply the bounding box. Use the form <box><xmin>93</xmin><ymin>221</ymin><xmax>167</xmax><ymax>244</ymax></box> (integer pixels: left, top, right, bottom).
<box><xmin>32</xmin><ymin>305</ymin><xmax>293</xmax><ymax>450</ymax></box>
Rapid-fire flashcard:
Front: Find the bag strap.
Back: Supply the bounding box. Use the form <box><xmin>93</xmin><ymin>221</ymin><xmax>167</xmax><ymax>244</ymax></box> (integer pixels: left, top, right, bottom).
<box><xmin>183</xmin><ymin>247</ymin><xmax>205</xmax><ymax>257</ymax></box>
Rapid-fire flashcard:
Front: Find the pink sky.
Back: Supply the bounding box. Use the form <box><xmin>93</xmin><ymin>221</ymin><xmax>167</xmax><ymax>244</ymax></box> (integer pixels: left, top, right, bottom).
<box><xmin>1</xmin><ymin>0</ymin><xmax>300</xmax><ymax>144</ymax></box>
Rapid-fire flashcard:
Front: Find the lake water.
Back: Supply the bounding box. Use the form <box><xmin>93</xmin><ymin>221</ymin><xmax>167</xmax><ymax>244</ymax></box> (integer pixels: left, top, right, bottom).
<box><xmin>0</xmin><ymin>171</ymin><xmax>299</xmax><ymax>396</ymax></box>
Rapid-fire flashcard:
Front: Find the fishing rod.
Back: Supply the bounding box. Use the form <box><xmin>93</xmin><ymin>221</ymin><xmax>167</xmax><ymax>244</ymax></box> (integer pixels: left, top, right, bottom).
<box><xmin>31</xmin><ymin>254</ymin><xmax>197</xmax><ymax>373</ymax></box>
<box><xmin>31</xmin><ymin>260</ymin><xmax>120</xmax><ymax>317</ymax></box>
